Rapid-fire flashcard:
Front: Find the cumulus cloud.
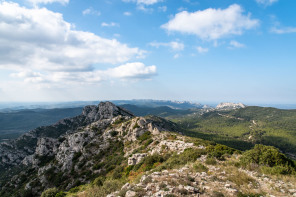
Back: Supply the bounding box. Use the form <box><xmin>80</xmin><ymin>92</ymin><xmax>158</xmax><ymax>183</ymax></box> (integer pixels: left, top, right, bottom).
<box><xmin>162</xmin><ymin>4</ymin><xmax>259</xmax><ymax>40</ymax></box>
<box><xmin>0</xmin><ymin>2</ymin><xmax>143</xmax><ymax>71</ymax></box>
<box><xmin>27</xmin><ymin>0</ymin><xmax>69</xmax><ymax>5</ymax></box>
<box><xmin>255</xmin><ymin>0</ymin><xmax>278</xmax><ymax>6</ymax></box>
<box><xmin>149</xmin><ymin>41</ymin><xmax>184</xmax><ymax>51</ymax></box>
<box><xmin>229</xmin><ymin>40</ymin><xmax>245</xmax><ymax>48</ymax></box>
<box><xmin>196</xmin><ymin>46</ymin><xmax>209</xmax><ymax>53</ymax></box>
<box><xmin>0</xmin><ymin>2</ymin><xmax>151</xmax><ymax>85</ymax></box>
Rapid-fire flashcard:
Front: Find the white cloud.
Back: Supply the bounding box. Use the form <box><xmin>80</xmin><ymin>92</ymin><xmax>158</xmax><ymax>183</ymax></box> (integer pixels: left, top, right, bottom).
<box><xmin>229</xmin><ymin>40</ymin><xmax>245</xmax><ymax>48</ymax></box>
<box><xmin>0</xmin><ymin>2</ymin><xmax>149</xmax><ymax>85</ymax></box>
<box><xmin>27</xmin><ymin>0</ymin><xmax>69</xmax><ymax>5</ymax></box>
<box><xmin>122</xmin><ymin>0</ymin><xmax>162</xmax><ymax>5</ymax></box>
<box><xmin>101</xmin><ymin>22</ymin><xmax>119</xmax><ymax>27</ymax></box>
<box><xmin>105</xmin><ymin>62</ymin><xmax>156</xmax><ymax>79</ymax></box>
<box><xmin>255</xmin><ymin>0</ymin><xmax>278</xmax><ymax>6</ymax></box>
<box><xmin>11</xmin><ymin>62</ymin><xmax>157</xmax><ymax>83</ymax></box>
<box><xmin>149</xmin><ymin>41</ymin><xmax>185</xmax><ymax>51</ymax></box>
<box><xmin>271</xmin><ymin>26</ymin><xmax>296</xmax><ymax>34</ymax></box>
<box><xmin>162</xmin><ymin>4</ymin><xmax>259</xmax><ymax>40</ymax></box>
<box><xmin>82</xmin><ymin>7</ymin><xmax>101</xmax><ymax>16</ymax></box>
<box><xmin>124</xmin><ymin>12</ymin><xmax>132</xmax><ymax>16</ymax></box>
<box><xmin>196</xmin><ymin>46</ymin><xmax>209</xmax><ymax>53</ymax></box>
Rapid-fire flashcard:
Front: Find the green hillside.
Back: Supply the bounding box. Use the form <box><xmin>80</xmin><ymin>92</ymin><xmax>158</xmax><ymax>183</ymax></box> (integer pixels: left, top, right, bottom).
<box><xmin>0</xmin><ymin>108</ymin><xmax>83</xmax><ymax>141</ymax></box>
<box><xmin>175</xmin><ymin>106</ymin><xmax>296</xmax><ymax>156</ymax></box>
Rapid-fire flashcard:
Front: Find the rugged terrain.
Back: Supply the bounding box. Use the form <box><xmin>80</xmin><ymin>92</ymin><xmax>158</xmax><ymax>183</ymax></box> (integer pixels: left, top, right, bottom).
<box><xmin>0</xmin><ymin>102</ymin><xmax>295</xmax><ymax>197</ymax></box>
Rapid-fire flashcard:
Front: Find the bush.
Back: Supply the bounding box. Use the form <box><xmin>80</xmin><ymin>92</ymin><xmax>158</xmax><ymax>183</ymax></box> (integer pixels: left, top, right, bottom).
<box><xmin>55</xmin><ymin>191</ymin><xmax>66</xmax><ymax>197</ymax></box>
<box><xmin>93</xmin><ymin>177</ymin><xmax>105</xmax><ymax>186</ymax></box>
<box><xmin>134</xmin><ymin>154</ymin><xmax>165</xmax><ymax>172</ymax></box>
<box><xmin>41</xmin><ymin>188</ymin><xmax>59</xmax><ymax>197</ymax></box>
<box><xmin>240</xmin><ymin>144</ymin><xmax>296</xmax><ymax>175</ymax></box>
<box><xmin>157</xmin><ymin>148</ymin><xmax>206</xmax><ymax>170</ymax></box>
<box><xmin>137</xmin><ymin>131</ymin><xmax>151</xmax><ymax>142</ymax></box>
<box><xmin>193</xmin><ymin>163</ymin><xmax>208</xmax><ymax>172</ymax></box>
<box><xmin>72</xmin><ymin>151</ymin><xmax>82</xmax><ymax>162</ymax></box>
<box><xmin>110</xmin><ymin>130</ymin><xmax>118</xmax><ymax>137</ymax></box>
<box><xmin>205</xmin><ymin>157</ymin><xmax>217</xmax><ymax>165</ymax></box>
<box><xmin>206</xmin><ymin>144</ymin><xmax>236</xmax><ymax>160</ymax></box>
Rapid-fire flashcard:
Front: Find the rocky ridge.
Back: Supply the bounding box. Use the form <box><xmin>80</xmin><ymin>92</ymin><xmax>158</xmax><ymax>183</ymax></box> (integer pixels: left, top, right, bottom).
<box><xmin>216</xmin><ymin>102</ymin><xmax>246</xmax><ymax>110</ymax></box>
<box><xmin>0</xmin><ymin>102</ymin><xmax>295</xmax><ymax>197</ymax></box>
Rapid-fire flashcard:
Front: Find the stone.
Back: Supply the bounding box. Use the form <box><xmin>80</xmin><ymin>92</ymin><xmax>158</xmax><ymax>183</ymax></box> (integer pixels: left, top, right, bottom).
<box><xmin>225</xmin><ymin>184</ymin><xmax>231</xmax><ymax>188</ymax></box>
<box><xmin>125</xmin><ymin>190</ymin><xmax>136</xmax><ymax>197</ymax></box>
<box><xmin>128</xmin><ymin>153</ymin><xmax>147</xmax><ymax>165</ymax></box>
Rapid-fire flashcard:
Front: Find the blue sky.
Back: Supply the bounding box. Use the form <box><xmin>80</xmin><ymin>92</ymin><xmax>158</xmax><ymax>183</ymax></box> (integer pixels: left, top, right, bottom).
<box><xmin>0</xmin><ymin>0</ymin><xmax>295</xmax><ymax>104</ymax></box>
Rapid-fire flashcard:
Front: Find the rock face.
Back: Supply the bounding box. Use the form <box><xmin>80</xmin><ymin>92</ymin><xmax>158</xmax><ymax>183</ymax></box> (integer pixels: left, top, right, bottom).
<box><xmin>0</xmin><ymin>102</ymin><xmax>179</xmax><ymax>197</ymax></box>
<box><xmin>216</xmin><ymin>102</ymin><xmax>246</xmax><ymax>110</ymax></box>
<box><xmin>128</xmin><ymin>153</ymin><xmax>147</xmax><ymax>166</ymax></box>
<box><xmin>0</xmin><ymin>102</ymin><xmax>133</xmax><ymax>170</ymax></box>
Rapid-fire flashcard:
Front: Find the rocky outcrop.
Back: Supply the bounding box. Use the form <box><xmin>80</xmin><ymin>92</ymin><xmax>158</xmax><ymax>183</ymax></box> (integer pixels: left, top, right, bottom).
<box><xmin>150</xmin><ymin>140</ymin><xmax>200</xmax><ymax>155</ymax></box>
<box><xmin>0</xmin><ymin>101</ymin><xmax>182</xmax><ymax>196</ymax></box>
<box><xmin>216</xmin><ymin>102</ymin><xmax>246</xmax><ymax>110</ymax></box>
<box><xmin>128</xmin><ymin>153</ymin><xmax>147</xmax><ymax>166</ymax></box>
<box><xmin>0</xmin><ymin>102</ymin><xmax>133</xmax><ymax>170</ymax></box>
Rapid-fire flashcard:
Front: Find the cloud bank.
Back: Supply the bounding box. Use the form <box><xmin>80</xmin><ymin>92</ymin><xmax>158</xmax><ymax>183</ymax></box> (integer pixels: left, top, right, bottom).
<box><xmin>0</xmin><ymin>2</ymin><xmax>154</xmax><ymax>84</ymax></box>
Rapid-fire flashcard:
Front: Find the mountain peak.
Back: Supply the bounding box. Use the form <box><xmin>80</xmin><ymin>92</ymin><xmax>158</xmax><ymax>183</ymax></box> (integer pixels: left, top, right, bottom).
<box><xmin>82</xmin><ymin>101</ymin><xmax>134</xmax><ymax>121</ymax></box>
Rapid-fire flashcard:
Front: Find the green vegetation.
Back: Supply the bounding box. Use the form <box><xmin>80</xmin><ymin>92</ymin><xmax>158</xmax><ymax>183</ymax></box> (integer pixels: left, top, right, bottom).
<box><xmin>155</xmin><ymin>148</ymin><xmax>206</xmax><ymax>170</ymax></box>
<box><xmin>206</xmin><ymin>144</ymin><xmax>237</xmax><ymax>160</ymax></box>
<box><xmin>41</xmin><ymin>187</ymin><xmax>59</xmax><ymax>197</ymax></box>
<box><xmin>137</xmin><ymin>131</ymin><xmax>151</xmax><ymax>142</ymax></box>
<box><xmin>175</xmin><ymin>106</ymin><xmax>296</xmax><ymax>154</ymax></box>
<box><xmin>0</xmin><ymin>108</ymin><xmax>82</xmax><ymax>141</ymax></box>
<box><xmin>240</xmin><ymin>144</ymin><xmax>296</xmax><ymax>175</ymax></box>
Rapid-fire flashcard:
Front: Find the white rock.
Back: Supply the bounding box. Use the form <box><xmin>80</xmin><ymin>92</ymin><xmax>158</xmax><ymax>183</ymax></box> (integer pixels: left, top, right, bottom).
<box><xmin>225</xmin><ymin>184</ymin><xmax>231</xmax><ymax>188</ymax></box>
<box><xmin>125</xmin><ymin>190</ymin><xmax>136</xmax><ymax>197</ymax></box>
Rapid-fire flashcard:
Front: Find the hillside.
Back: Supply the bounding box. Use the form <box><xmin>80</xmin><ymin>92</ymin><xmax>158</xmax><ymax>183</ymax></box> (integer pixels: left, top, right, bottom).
<box><xmin>119</xmin><ymin>104</ymin><xmax>195</xmax><ymax>118</ymax></box>
<box><xmin>0</xmin><ymin>108</ymin><xmax>83</xmax><ymax>142</ymax></box>
<box><xmin>0</xmin><ymin>102</ymin><xmax>296</xmax><ymax>197</ymax></box>
<box><xmin>175</xmin><ymin>106</ymin><xmax>296</xmax><ymax>157</ymax></box>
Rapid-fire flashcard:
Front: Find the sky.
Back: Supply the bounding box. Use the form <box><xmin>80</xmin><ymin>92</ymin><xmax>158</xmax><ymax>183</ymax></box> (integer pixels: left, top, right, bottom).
<box><xmin>0</xmin><ymin>0</ymin><xmax>295</xmax><ymax>104</ymax></box>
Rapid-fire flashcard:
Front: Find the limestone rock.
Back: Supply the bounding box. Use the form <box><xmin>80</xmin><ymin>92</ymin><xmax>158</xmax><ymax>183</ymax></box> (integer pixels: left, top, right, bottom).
<box><xmin>128</xmin><ymin>153</ymin><xmax>147</xmax><ymax>165</ymax></box>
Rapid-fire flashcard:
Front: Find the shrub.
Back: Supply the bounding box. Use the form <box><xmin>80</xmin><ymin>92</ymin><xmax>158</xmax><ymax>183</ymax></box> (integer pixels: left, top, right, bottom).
<box><xmin>137</xmin><ymin>131</ymin><xmax>151</xmax><ymax>142</ymax></box>
<box><xmin>205</xmin><ymin>157</ymin><xmax>217</xmax><ymax>165</ymax></box>
<box><xmin>133</xmin><ymin>154</ymin><xmax>165</xmax><ymax>172</ymax></box>
<box><xmin>41</xmin><ymin>188</ymin><xmax>59</xmax><ymax>197</ymax></box>
<box><xmin>110</xmin><ymin>130</ymin><xmax>118</xmax><ymax>137</ymax></box>
<box><xmin>157</xmin><ymin>148</ymin><xmax>206</xmax><ymax>170</ymax></box>
<box><xmin>72</xmin><ymin>151</ymin><xmax>82</xmax><ymax>162</ymax></box>
<box><xmin>55</xmin><ymin>191</ymin><xmax>66</xmax><ymax>197</ymax></box>
<box><xmin>206</xmin><ymin>144</ymin><xmax>236</xmax><ymax>160</ymax></box>
<box><xmin>193</xmin><ymin>163</ymin><xmax>208</xmax><ymax>172</ymax></box>
<box><xmin>93</xmin><ymin>177</ymin><xmax>105</xmax><ymax>186</ymax></box>
<box><xmin>240</xmin><ymin>144</ymin><xmax>296</xmax><ymax>175</ymax></box>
